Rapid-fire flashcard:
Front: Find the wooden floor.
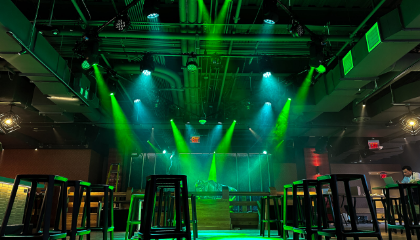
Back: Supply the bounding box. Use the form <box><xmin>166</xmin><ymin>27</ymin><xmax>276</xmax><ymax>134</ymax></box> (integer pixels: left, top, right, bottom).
<box><xmin>92</xmin><ymin>224</ymin><xmax>412</xmax><ymax>240</ymax></box>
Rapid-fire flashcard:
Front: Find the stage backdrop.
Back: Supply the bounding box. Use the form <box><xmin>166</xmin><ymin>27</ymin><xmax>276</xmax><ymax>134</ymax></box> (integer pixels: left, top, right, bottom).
<box><xmin>128</xmin><ymin>153</ymin><xmax>278</xmax><ymax>192</ymax></box>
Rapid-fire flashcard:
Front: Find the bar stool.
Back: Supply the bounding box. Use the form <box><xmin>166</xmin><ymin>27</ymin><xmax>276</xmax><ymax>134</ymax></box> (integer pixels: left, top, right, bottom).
<box><xmin>54</xmin><ymin>181</ymin><xmax>91</xmax><ymax>240</ymax></box>
<box><xmin>190</xmin><ymin>195</ymin><xmax>198</xmax><ymax>240</ymax></box>
<box><xmin>316</xmin><ymin>174</ymin><xmax>382</xmax><ymax>240</ymax></box>
<box><xmin>259</xmin><ymin>196</ymin><xmax>282</xmax><ymax>237</ymax></box>
<box><xmin>0</xmin><ymin>175</ymin><xmax>68</xmax><ymax>240</ymax></box>
<box><xmin>283</xmin><ymin>184</ymin><xmax>293</xmax><ymax>239</ymax></box>
<box><xmin>387</xmin><ymin>183</ymin><xmax>420</xmax><ymax>240</ymax></box>
<box><xmin>139</xmin><ymin>175</ymin><xmax>191</xmax><ymax>240</ymax></box>
<box><xmin>89</xmin><ymin>185</ymin><xmax>114</xmax><ymax>240</ymax></box>
<box><xmin>125</xmin><ymin>194</ymin><xmax>144</xmax><ymax>240</ymax></box>
<box><xmin>292</xmin><ymin>180</ymin><xmax>320</xmax><ymax>240</ymax></box>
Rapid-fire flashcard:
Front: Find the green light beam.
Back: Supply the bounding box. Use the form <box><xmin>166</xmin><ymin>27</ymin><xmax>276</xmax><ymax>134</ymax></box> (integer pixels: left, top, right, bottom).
<box><xmin>216</xmin><ymin>121</ymin><xmax>236</xmax><ymax>153</ymax></box>
<box><xmin>111</xmin><ymin>95</ymin><xmax>141</xmax><ymax>155</ymax></box>
<box><xmin>273</xmin><ymin>100</ymin><xmax>291</xmax><ymax>151</ymax></box>
<box><xmin>93</xmin><ymin>65</ymin><xmax>111</xmax><ymax>101</ymax></box>
<box><xmin>147</xmin><ymin>141</ymin><xmax>161</xmax><ymax>153</ymax></box>
<box><xmin>296</xmin><ymin>67</ymin><xmax>314</xmax><ymax>104</ymax></box>
<box><xmin>208</xmin><ymin>152</ymin><xmax>217</xmax><ymax>182</ymax></box>
<box><xmin>214</xmin><ymin>0</ymin><xmax>231</xmax><ymax>33</ymax></box>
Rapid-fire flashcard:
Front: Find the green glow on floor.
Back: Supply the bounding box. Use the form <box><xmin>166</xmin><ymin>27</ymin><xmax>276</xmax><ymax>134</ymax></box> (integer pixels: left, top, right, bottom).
<box><xmin>216</xmin><ymin>121</ymin><xmax>236</xmax><ymax>153</ymax></box>
<box><xmin>273</xmin><ymin>100</ymin><xmax>291</xmax><ymax>152</ymax></box>
<box><xmin>296</xmin><ymin>67</ymin><xmax>314</xmax><ymax>105</ymax></box>
<box><xmin>208</xmin><ymin>152</ymin><xmax>217</xmax><ymax>182</ymax></box>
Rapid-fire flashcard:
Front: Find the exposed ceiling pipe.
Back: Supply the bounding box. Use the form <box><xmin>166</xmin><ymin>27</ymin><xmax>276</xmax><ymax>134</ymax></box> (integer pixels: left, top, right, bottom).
<box><xmin>355</xmin><ymin>58</ymin><xmax>420</xmax><ymax>106</ymax></box>
<box><xmin>180</xmin><ymin>0</ymin><xmax>191</xmax><ymax>115</ymax></box>
<box><xmin>188</xmin><ymin>0</ymin><xmax>198</xmax><ymax>117</ymax></box>
<box><xmin>58</xmin><ymin>31</ymin><xmax>352</xmax><ymax>42</ymax></box>
<box><xmin>152</xmin><ymin>72</ymin><xmax>179</xmax><ymax>106</ymax></box>
<box><xmin>314</xmin><ymin>0</ymin><xmax>387</xmax><ymax>79</ymax></box>
<box><xmin>70</xmin><ymin>0</ymin><xmax>88</xmax><ymax>26</ymax></box>
<box><xmin>113</xmin><ymin>64</ymin><xmax>183</xmax><ymax>106</ymax></box>
<box><xmin>216</xmin><ymin>0</ymin><xmax>242</xmax><ymax>117</ymax></box>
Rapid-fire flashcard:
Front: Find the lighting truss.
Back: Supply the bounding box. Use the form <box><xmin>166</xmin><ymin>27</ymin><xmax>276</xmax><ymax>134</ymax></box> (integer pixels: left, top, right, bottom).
<box><xmin>400</xmin><ymin>111</ymin><xmax>420</xmax><ymax>136</ymax></box>
<box><xmin>0</xmin><ymin>106</ymin><xmax>22</xmax><ymax>134</ymax></box>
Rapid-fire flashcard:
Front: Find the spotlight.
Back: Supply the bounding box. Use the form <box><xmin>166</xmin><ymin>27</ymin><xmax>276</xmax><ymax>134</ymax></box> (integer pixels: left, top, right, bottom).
<box><xmin>0</xmin><ymin>105</ymin><xmax>22</xmax><ymax>134</ymax></box>
<box><xmin>170</xmin><ymin>119</ymin><xmax>173</xmax><ymax>122</ymax></box>
<box><xmin>134</xmin><ymin>99</ymin><xmax>141</xmax><ymax>103</ymax></box>
<box><xmin>289</xmin><ymin>19</ymin><xmax>304</xmax><ymax>37</ymax></box>
<box><xmin>110</xmin><ymin>93</ymin><xmax>114</xmax><ymax>96</ymax></box>
<box><xmin>163</xmin><ymin>150</ymin><xmax>167</xmax><ymax>154</ymax></box>
<box><xmin>199</xmin><ymin>119</ymin><xmax>207</xmax><ymax>125</ymax></box>
<box><xmin>81</xmin><ymin>40</ymin><xmax>99</xmax><ymax>69</ymax></box>
<box><xmin>214</xmin><ymin>151</ymin><xmax>216</xmax><ymax>153</ymax></box>
<box><xmin>259</xmin><ymin>56</ymin><xmax>273</xmax><ymax>77</ymax></box>
<box><xmin>35</xmin><ymin>148</ymin><xmax>38</xmax><ymax>151</ymax></box>
<box><xmin>265</xmin><ymin>102</ymin><xmax>271</xmax><ymax>105</ymax></box>
<box><xmin>362</xmin><ymin>102</ymin><xmax>366</xmax><ymax>107</ymax></box>
<box><xmin>143</xmin><ymin>0</ymin><xmax>160</xmax><ymax>19</ymax></box>
<box><xmin>51</xmin><ymin>29</ymin><xmax>60</xmax><ymax>35</ymax></box>
<box><xmin>233</xmin><ymin>120</ymin><xmax>237</xmax><ymax>122</ymax></box>
<box><xmin>263</xmin><ymin>72</ymin><xmax>271</xmax><ymax>78</ymax></box>
<box><xmin>147</xmin><ymin>140</ymin><xmax>150</xmax><ymax>142</ymax></box>
<box><xmin>249</xmin><ymin>127</ymin><xmax>251</xmax><ymax>130</ymax></box>
<box><xmin>308</xmin><ymin>41</ymin><xmax>324</xmax><ymax>68</ymax></box>
<box><xmin>114</xmin><ymin>13</ymin><xmax>131</xmax><ymax>31</ymax></box>
<box><xmin>288</xmin><ymin>98</ymin><xmax>291</xmax><ymax>101</ymax></box>
<box><xmin>263</xmin><ymin>0</ymin><xmax>279</xmax><ymax>24</ymax></box>
<box><xmin>218</xmin><ymin>122</ymin><xmax>222</xmax><ymax>125</ymax></box>
<box><xmin>187</xmin><ymin>61</ymin><xmax>198</xmax><ymax>73</ymax></box>
<box><xmin>140</xmin><ymin>53</ymin><xmax>155</xmax><ymax>74</ymax></box>
<box><xmin>315</xmin><ymin>65</ymin><xmax>326</xmax><ymax>74</ymax></box>
<box><xmin>263</xmin><ymin>150</ymin><xmax>267</xmax><ymax>154</ymax></box>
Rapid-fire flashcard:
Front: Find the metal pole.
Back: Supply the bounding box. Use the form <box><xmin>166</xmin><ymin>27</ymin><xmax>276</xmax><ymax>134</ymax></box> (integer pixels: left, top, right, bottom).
<box><xmin>70</xmin><ymin>0</ymin><xmax>88</xmax><ymax>25</ymax></box>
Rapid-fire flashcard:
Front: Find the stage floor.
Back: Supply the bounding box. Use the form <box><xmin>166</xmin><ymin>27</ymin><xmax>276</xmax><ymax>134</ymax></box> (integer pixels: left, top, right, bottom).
<box><xmin>95</xmin><ymin>224</ymin><xmax>410</xmax><ymax>240</ymax></box>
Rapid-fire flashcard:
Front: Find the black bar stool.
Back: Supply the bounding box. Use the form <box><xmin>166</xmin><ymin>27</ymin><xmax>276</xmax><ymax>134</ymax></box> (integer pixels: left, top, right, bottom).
<box><xmin>292</xmin><ymin>180</ymin><xmax>320</xmax><ymax>240</ymax></box>
<box><xmin>316</xmin><ymin>174</ymin><xmax>382</xmax><ymax>240</ymax></box>
<box><xmin>387</xmin><ymin>183</ymin><xmax>420</xmax><ymax>240</ymax></box>
<box><xmin>258</xmin><ymin>196</ymin><xmax>282</xmax><ymax>237</ymax></box>
<box><xmin>140</xmin><ymin>175</ymin><xmax>191</xmax><ymax>240</ymax></box>
<box><xmin>54</xmin><ymin>181</ymin><xmax>91</xmax><ymax>240</ymax></box>
<box><xmin>89</xmin><ymin>185</ymin><xmax>114</xmax><ymax>240</ymax></box>
<box><xmin>0</xmin><ymin>175</ymin><xmax>68</xmax><ymax>240</ymax></box>
<box><xmin>190</xmin><ymin>195</ymin><xmax>198</xmax><ymax>240</ymax></box>
<box><xmin>283</xmin><ymin>184</ymin><xmax>293</xmax><ymax>239</ymax></box>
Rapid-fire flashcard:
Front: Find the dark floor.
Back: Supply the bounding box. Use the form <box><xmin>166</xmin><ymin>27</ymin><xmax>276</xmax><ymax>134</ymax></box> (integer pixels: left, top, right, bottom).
<box><xmin>97</xmin><ymin>223</ymin><xmax>412</xmax><ymax>240</ymax></box>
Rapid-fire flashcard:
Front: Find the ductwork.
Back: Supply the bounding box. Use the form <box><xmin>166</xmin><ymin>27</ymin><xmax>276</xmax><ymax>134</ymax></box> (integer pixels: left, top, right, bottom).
<box><xmin>0</xmin><ymin>0</ymin><xmax>102</xmax><ymax>123</ymax></box>
<box><xmin>113</xmin><ymin>64</ymin><xmax>184</xmax><ymax>107</ymax></box>
<box><xmin>300</xmin><ymin>0</ymin><xmax>420</xmax><ymax>123</ymax></box>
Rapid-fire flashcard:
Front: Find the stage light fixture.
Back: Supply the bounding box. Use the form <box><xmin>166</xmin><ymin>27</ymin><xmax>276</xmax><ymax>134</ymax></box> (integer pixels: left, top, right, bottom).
<box><xmin>288</xmin><ymin>98</ymin><xmax>291</xmax><ymax>101</ymax></box>
<box><xmin>143</xmin><ymin>0</ymin><xmax>160</xmax><ymax>19</ymax></box>
<box><xmin>140</xmin><ymin>53</ymin><xmax>155</xmax><ymax>74</ymax></box>
<box><xmin>289</xmin><ymin>19</ymin><xmax>304</xmax><ymax>37</ymax></box>
<box><xmin>263</xmin><ymin>0</ymin><xmax>279</xmax><ymax>24</ymax></box>
<box><xmin>263</xmin><ymin>151</ymin><xmax>267</xmax><ymax>154</ymax></box>
<box><xmin>218</xmin><ymin>122</ymin><xmax>222</xmax><ymax>125</ymax></box>
<box><xmin>199</xmin><ymin>119</ymin><xmax>207</xmax><ymax>125</ymax></box>
<box><xmin>259</xmin><ymin>56</ymin><xmax>273</xmax><ymax>77</ymax></box>
<box><xmin>187</xmin><ymin>61</ymin><xmax>198</xmax><ymax>73</ymax></box>
<box><xmin>265</xmin><ymin>102</ymin><xmax>271</xmax><ymax>105</ymax></box>
<box><xmin>163</xmin><ymin>150</ymin><xmax>167</xmax><ymax>154</ymax></box>
<box><xmin>81</xmin><ymin>60</ymin><xmax>91</xmax><ymax>70</ymax></box>
<box><xmin>233</xmin><ymin>120</ymin><xmax>237</xmax><ymax>122</ymax></box>
<box><xmin>309</xmin><ymin>41</ymin><xmax>324</xmax><ymax>68</ymax></box>
<box><xmin>315</xmin><ymin>65</ymin><xmax>326</xmax><ymax>74</ymax></box>
<box><xmin>263</xmin><ymin>72</ymin><xmax>271</xmax><ymax>78</ymax></box>
<box><xmin>362</xmin><ymin>103</ymin><xmax>366</xmax><ymax>107</ymax></box>
<box><xmin>81</xmin><ymin>40</ymin><xmax>99</xmax><ymax>69</ymax></box>
<box><xmin>35</xmin><ymin>148</ymin><xmax>38</xmax><ymax>151</ymax></box>
<box><xmin>0</xmin><ymin>105</ymin><xmax>22</xmax><ymax>134</ymax></box>
<box><xmin>170</xmin><ymin>119</ymin><xmax>173</xmax><ymax>122</ymax></box>
<box><xmin>134</xmin><ymin>99</ymin><xmax>141</xmax><ymax>103</ymax></box>
<box><xmin>114</xmin><ymin>13</ymin><xmax>131</xmax><ymax>31</ymax></box>
<box><xmin>110</xmin><ymin>93</ymin><xmax>114</xmax><ymax>96</ymax></box>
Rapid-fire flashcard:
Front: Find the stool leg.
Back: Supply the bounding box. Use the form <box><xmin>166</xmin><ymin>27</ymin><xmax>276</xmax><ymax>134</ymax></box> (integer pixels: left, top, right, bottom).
<box><xmin>86</xmin><ymin>186</ymin><xmax>91</xmax><ymax>240</ymax></box>
<box><xmin>42</xmin><ymin>176</ymin><xmax>55</xmax><ymax>240</ymax></box>
<box><xmin>181</xmin><ymin>176</ymin><xmax>191</xmax><ymax>240</ymax></box>
<box><xmin>330</xmin><ymin>176</ymin><xmax>344</xmax><ymax>238</ymax></box>
<box><xmin>343</xmin><ymin>180</ymin><xmax>359</xmax><ymax>238</ymax></box>
<box><xmin>157</xmin><ymin>187</ymin><xmax>164</xmax><ymax>227</ymax></box>
<box><xmin>103</xmin><ymin>187</ymin><xmax>109</xmax><ymax>240</ymax></box>
<box><xmin>126</xmin><ymin>196</ymin><xmax>135</xmax><ymax>240</ymax></box>
<box><xmin>62</xmin><ymin>182</ymin><xmax>68</xmax><ymax>237</ymax></box>
<box><xmin>110</xmin><ymin>189</ymin><xmax>114</xmax><ymax>240</ymax></box>
<box><xmin>361</xmin><ymin>175</ymin><xmax>381</xmax><ymax>238</ymax></box>
<box><xmin>23</xmin><ymin>181</ymin><xmax>37</xmax><ymax>235</ymax></box>
<box><xmin>0</xmin><ymin>177</ymin><xmax>21</xmax><ymax>237</ymax></box>
<box><xmin>303</xmin><ymin>181</ymin><xmax>312</xmax><ymax>240</ymax></box>
<box><xmin>399</xmin><ymin>185</ymin><xmax>412</xmax><ymax>240</ymax></box>
<box><xmin>267</xmin><ymin>197</ymin><xmax>271</xmax><ymax>238</ymax></box>
<box><xmin>292</xmin><ymin>185</ymin><xmax>299</xmax><ymax>240</ymax></box>
<box><xmin>70</xmin><ymin>183</ymin><xmax>81</xmax><ymax>240</ymax></box>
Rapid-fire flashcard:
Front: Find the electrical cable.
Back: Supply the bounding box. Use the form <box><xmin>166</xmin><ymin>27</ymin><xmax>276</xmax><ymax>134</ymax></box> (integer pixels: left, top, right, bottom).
<box><xmin>81</xmin><ymin>0</ymin><xmax>92</xmax><ymax>20</ymax></box>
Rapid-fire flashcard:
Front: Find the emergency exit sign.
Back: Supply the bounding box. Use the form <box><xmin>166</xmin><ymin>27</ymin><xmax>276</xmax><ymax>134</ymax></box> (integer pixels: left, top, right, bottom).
<box><xmin>190</xmin><ymin>136</ymin><xmax>200</xmax><ymax>143</ymax></box>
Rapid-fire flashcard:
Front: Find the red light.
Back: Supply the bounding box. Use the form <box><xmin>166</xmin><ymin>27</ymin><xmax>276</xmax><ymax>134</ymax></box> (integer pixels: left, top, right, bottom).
<box><xmin>380</xmin><ymin>172</ymin><xmax>387</xmax><ymax>179</ymax></box>
<box><xmin>190</xmin><ymin>136</ymin><xmax>200</xmax><ymax>143</ymax></box>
